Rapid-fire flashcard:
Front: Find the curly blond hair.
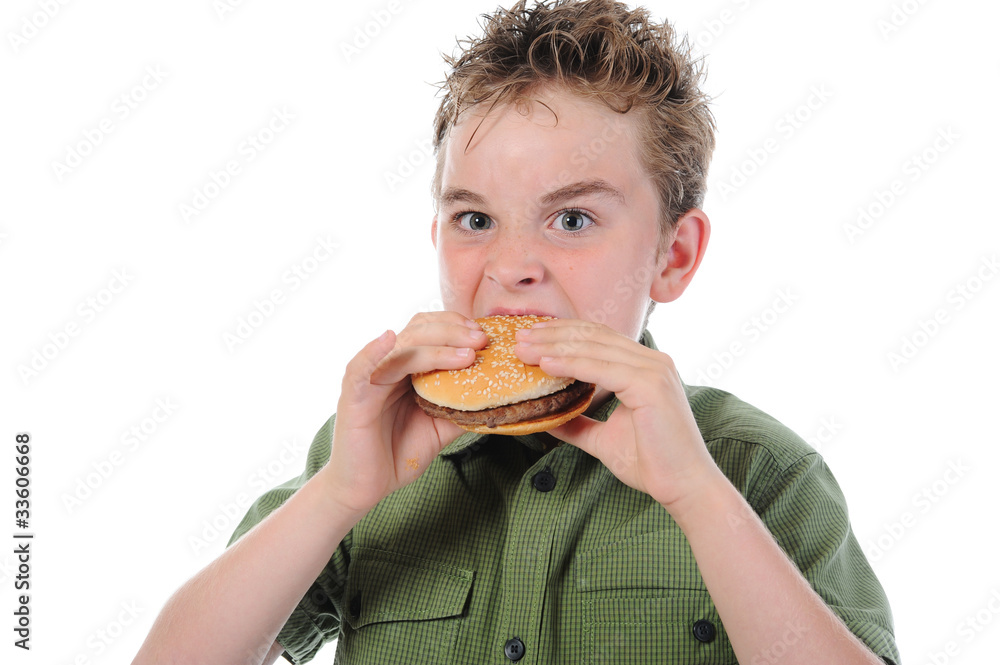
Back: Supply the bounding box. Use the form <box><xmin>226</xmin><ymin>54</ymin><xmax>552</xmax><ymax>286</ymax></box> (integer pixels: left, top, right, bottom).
<box><xmin>432</xmin><ymin>0</ymin><xmax>716</xmax><ymax>242</ymax></box>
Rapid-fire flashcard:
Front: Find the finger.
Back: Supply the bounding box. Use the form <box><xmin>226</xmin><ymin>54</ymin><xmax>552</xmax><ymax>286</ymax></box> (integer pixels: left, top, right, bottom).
<box><xmin>427</xmin><ymin>414</ymin><xmax>469</xmax><ymax>446</ymax></box>
<box><xmin>395</xmin><ymin>316</ymin><xmax>487</xmax><ymax>354</ymax></box>
<box><xmin>398</xmin><ymin>311</ymin><xmax>484</xmax><ymax>345</ymax></box>
<box><xmin>341</xmin><ymin>329</ymin><xmax>398</xmax><ymax>405</ymax></box>
<box><xmin>546</xmin><ymin>353</ymin><xmax>679</xmax><ymax>404</ymax></box>
<box><xmin>370</xmin><ymin>344</ymin><xmax>478</xmax><ymax>386</ymax></box>
<box><xmin>548</xmin><ymin>414</ymin><xmax>602</xmax><ymax>455</ymax></box>
<box><xmin>515</xmin><ymin>323</ymin><xmax>674</xmax><ymax>396</ymax></box>
<box><xmin>517</xmin><ymin>327</ymin><xmax>652</xmax><ymax>370</ymax></box>
<box><xmin>553</xmin><ymin>417</ymin><xmax>644</xmax><ymax>485</ymax></box>
<box><xmin>516</xmin><ymin>320</ymin><xmax>660</xmax><ymax>363</ymax></box>
<box><xmin>515</xmin><ymin>334</ymin><xmax>643</xmax><ymax>370</ymax></box>
<box><xmin>370</xmin><ymin>313</ymin><xmax>488</xmax><ymax>385</ymax></box>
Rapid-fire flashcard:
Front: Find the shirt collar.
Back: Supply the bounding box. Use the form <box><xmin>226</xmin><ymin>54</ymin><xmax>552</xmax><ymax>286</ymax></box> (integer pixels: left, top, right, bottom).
<box><xmin>440</xmin><ymin>328</ymin><xmax>658</xmax><ymax>458</ymax></box>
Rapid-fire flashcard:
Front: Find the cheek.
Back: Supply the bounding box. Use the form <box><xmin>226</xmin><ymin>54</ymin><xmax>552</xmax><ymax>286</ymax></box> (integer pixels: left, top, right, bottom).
<box><xmin>569</xmin><ymin>252</ymin><xmax>654</xmax><ymax>330</ymax></box>
<box><xmin>558</xmin><ymin>260</ymin><xmax>614</xmax><ymax>317</ymax></box>
<box><xmin>437</xmin><ymin>244</ymin><xmax>479</xmax><ymax>301</ymax></box>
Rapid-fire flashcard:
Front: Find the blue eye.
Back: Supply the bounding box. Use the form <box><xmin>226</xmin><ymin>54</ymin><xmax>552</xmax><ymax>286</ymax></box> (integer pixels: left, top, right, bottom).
<box><xmin>457</xmin><ymin>212</ymin><xmax>493</xmax><ymax>231</ymax></box>
<box><xmin>556</xmin><ymin>210</ymin><xmax>593</xmax><ymax>232</ymax></box>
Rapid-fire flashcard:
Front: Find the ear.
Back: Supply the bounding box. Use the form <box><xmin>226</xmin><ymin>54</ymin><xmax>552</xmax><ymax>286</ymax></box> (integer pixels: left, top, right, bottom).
<box><xmin>431</xmin><ymin>217</ymin><xmax>438</xmax><ymax>250</ymax></box>
<box><xmin>649</xmin><ymin>208</ymin><xmax>710</xmax><ymax>304</ymax></box>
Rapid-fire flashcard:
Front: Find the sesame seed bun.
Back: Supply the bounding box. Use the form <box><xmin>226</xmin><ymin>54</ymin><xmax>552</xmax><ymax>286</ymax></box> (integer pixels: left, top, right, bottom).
<box><xmin>411</xmin><ymin>315</ymin><xmax>595</xmax><ymax>435</ymax></box>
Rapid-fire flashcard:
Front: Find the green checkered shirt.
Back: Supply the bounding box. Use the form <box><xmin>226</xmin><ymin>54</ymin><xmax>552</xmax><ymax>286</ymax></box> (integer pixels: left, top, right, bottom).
<box><xmin>228</xmin><ymin>332</ymin><xmax>899</xmax><ymax>664</ymax></box>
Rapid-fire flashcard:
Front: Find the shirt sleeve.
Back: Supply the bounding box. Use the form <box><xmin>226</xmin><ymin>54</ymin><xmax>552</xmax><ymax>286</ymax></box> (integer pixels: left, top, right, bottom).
<box><xmin>226</xmin><ymin>414</ymin><xmax>350</xmax><ymax>664</ymax></box>
<box><xmin>747</xmin><ymin>447</ymin><xmax>901</xmax><ymax>665</ymax></box>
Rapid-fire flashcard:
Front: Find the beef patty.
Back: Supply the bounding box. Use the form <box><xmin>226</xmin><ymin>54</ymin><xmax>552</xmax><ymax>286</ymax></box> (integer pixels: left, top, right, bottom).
<box><xmin>413</xmin><ymin>380</ymin><xmax>595</xmax><ymax>429</ymax></box>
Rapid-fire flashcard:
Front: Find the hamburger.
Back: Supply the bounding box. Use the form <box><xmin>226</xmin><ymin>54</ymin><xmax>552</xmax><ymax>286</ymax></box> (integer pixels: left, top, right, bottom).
<box><xmin>411</xmin><ymin>315</ymin><xmax>596</xmax><ymax>435</ymax></box>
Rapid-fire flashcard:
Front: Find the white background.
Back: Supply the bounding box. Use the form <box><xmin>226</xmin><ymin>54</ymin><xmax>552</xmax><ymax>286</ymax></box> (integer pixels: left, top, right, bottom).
<box><xmin>2</xmin><ymin>0</ymin><xmax>998</xmax><ymax>663</ymax></box>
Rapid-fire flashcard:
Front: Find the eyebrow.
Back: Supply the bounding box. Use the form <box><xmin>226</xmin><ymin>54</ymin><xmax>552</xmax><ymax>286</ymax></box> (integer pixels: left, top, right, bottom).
<box><xmin>439</xmin><ymin>179</ymin><xmax>626</xmax><ymax>210</ymax></box>
<box><xmin>439</xmin><ymin>187</ymin><xmax>487</xmax><ymax>208</ymax></box>
<box><xmin>540</xmin><ymin>179</ymin><xmax>626</xmax><ymax>207</ymax></box>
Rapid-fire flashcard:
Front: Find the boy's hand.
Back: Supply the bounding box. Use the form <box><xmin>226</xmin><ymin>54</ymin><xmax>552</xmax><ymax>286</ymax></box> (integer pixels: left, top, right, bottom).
<box><xmin>514</xmin><ymin>318</ymin><xmax>722</xmax><ymax>515</ymax></box>
<box><xmin>321</xmin><ymin>312</ymin><xmax>487</xmax><ymax>517</ymax></box>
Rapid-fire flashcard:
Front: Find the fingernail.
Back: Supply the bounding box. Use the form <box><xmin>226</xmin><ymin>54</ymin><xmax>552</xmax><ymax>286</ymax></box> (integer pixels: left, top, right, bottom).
<box><xmin>456</xmin><ymin>347</ymin><xmax>473</xmax><ymax>357</ymax></box>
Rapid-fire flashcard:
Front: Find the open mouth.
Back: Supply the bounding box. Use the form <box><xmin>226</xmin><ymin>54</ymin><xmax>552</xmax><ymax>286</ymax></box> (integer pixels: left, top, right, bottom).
<box><xmin>486</xmin><ymin>307</ymin><xmax>559</xmax><ymax>318</ymax></box>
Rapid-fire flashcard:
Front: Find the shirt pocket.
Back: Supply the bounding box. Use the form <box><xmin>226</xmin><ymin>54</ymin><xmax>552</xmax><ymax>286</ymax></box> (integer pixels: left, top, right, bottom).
<box><xmin>337</xmin><ymin>547</ymin><xmax>475</xmax><ymax>665</ymax></box>
<box><xmin>575</xmin><ymin>532</ymin><xmax>736</xmax><ymax>665</ymax></box>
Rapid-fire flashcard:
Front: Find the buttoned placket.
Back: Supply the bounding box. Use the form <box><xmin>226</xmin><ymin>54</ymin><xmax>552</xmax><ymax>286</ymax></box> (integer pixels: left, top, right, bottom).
<box><xmin>496</xmin><ymin>444</ymin><xmax>576</xmax><ymax>663</ymax></box>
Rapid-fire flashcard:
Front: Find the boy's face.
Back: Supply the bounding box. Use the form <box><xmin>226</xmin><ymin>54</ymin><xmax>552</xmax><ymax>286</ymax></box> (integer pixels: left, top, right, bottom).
<box><xmin>432</xmin><ymin>85</ymin><xmax>669</xmax><ymax>342</ymax></box>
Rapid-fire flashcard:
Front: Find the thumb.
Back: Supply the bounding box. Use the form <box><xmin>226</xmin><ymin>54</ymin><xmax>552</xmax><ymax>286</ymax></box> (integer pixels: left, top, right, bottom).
<box><xmin>549</xmin><ymin>414</ymin><xmax>602</xmax><ymax>456</ymax></box>
<box><xmin>343</xmin><ymin>329</ymin><xmax>397</xmax><ymax>399</ymax></box>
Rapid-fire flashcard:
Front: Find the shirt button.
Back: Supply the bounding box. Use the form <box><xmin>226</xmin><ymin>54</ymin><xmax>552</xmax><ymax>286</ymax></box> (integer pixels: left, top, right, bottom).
<box><xmin>692</xmin><ymin>618</ymin><xmax>716</xmax><ymax>643</ymax></box>
<box><xmin>504</xmin><ymin>637</ymin><xmax>526</xmax><ymax>661</ymax></box>
<box><xmin>532</xmin><ymin>468</ymin><xmax>556</xmax><ymax>492</ymax></box>
<box><xmin>349</xmin><ymin>593</ymin><xmax>362</xmax><ymax>618</ymax></box>
<box><xmin>309</xmin><ymin>587</ymin><xmax>332</xmax><ymax>608</ymax></box>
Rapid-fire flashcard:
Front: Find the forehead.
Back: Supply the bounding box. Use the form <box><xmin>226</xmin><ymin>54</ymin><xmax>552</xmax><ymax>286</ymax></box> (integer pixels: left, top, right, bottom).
<box><xmin>438</xmin><ymin>87</ymin><xmax>646</xmax><ymax>201</ymax></box>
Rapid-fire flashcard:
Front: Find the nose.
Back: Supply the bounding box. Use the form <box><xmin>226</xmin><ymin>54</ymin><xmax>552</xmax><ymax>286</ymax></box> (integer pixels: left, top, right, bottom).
<box><xmin>485</xmin><ymin>227</ymin><xmax>545</xmax><ymax>291</ymax></box>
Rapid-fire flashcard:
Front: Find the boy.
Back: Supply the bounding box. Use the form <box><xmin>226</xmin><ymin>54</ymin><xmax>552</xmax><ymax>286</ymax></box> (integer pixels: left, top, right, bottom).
<box><xmin>134</xmin><ymin>1</ymin><xmax>899</xmax><ymax>663</ymax></box>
